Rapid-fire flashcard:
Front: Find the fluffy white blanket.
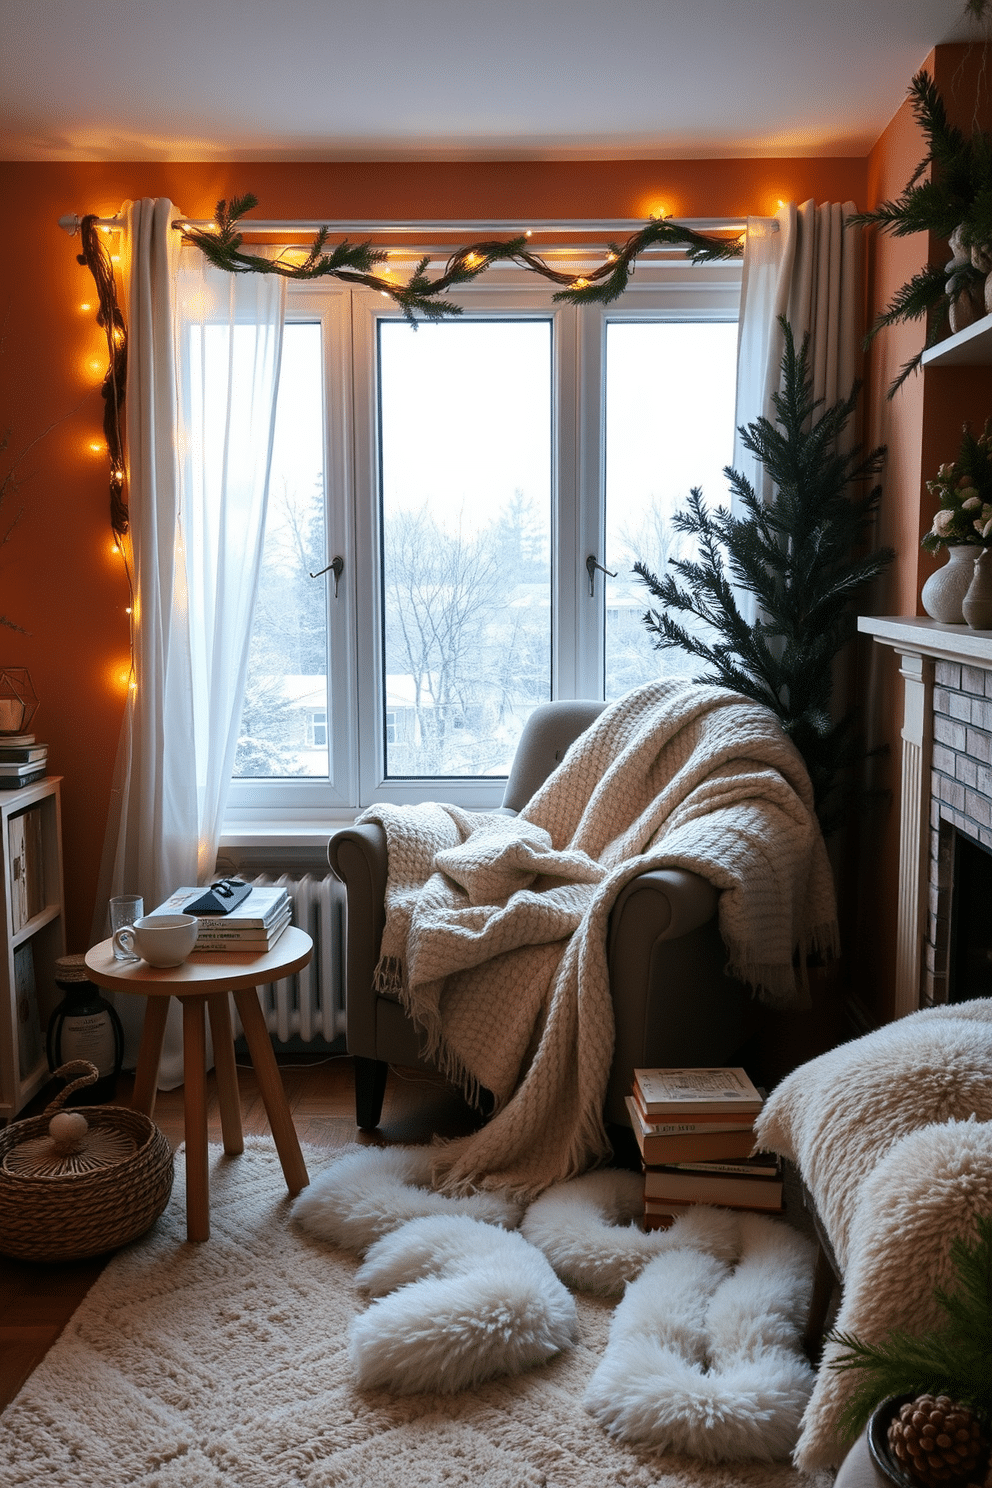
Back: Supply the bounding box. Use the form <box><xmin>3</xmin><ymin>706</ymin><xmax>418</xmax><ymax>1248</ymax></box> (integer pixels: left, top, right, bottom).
<box><xmin>361</xmin><ymin>679</ymin><xmax>837</xmax><ymax>1198</ymax></box>
<box><xmin>754</xmin><ymin>1000</ymin><xmax>992</xmax><ymax>1470</ymax></box>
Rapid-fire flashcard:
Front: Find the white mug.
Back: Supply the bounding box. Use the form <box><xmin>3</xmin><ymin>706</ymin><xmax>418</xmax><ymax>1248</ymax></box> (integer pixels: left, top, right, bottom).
<box><xmin>113</xmin><ymin>913</ymin><xmax>199</xmax><ymax>967</ymax></box>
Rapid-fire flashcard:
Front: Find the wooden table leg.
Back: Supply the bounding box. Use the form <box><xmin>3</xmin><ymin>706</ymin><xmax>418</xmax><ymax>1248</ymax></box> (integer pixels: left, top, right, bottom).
<box><xmin>206</xmin><ymin>992</ymin><xmax>243</xmax><ymax>1157</ymax></box>
<box><xmin>130</xmin><ymin>996</ymin><xmax>170</xmax><ymax>1118</ymax></box>
<box><xmin>233</xmin><ymin>987</ymin><xmax>309</xmax><ymax>1197</ymax></box>
<box><xmin>182</xmin><ymin>995</ymin><xmax>210</xmax><ymax>1242</ymax></box>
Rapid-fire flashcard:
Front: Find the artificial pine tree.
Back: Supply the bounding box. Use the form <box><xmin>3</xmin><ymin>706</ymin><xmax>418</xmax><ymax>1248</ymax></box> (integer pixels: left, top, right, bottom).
<box><xmin>634</xmin><ymin>319</ymin><xmax>892</xmax><ymax>836</ymax></box>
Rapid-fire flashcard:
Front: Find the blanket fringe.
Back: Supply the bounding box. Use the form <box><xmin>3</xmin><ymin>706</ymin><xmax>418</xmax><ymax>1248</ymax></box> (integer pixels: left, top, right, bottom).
<box><xmin>372</xmin><ymin>955</ymin><xmax>405</xmax><ymax>998</ymax></box>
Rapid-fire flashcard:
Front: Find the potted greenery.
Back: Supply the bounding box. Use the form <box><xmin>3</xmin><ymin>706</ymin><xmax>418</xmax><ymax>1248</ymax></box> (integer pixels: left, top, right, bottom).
<box><xmin>850</xmin><ymin>68</ymin><xmax>992</xmax><ymax>396</ymax></box>
<box><xmin>920</xmin><ymin>421</ymin><xmax>992</xmax><ymax>624</ymax></box>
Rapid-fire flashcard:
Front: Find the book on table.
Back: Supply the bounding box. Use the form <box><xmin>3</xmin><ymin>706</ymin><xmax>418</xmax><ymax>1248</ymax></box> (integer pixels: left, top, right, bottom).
<box><xmin>192</xmin><ymin>907</ymin><xmax>293</xmax><ymax>952</ymax></box>
<box><xmin>150</xmin><ymin>885</ymin><xmax>290</xmax><ymax>929</ymax></box>
<box><xmin>632</xmin><ymin>1066</ymin><xmax>764</xmax><ymax>1118</ymax></box>
<box><xmin>147</xmin><ymin>885</ymin><xmax>292</xmax><ymax>950</ymax></box>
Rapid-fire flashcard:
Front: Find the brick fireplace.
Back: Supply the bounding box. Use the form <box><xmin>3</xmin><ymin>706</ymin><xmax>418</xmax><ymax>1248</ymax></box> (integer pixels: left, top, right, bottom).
<box><xmin>860</xmin><ymin>617</ymin><xmax>992</xmax><ymax>1016</ymax></box>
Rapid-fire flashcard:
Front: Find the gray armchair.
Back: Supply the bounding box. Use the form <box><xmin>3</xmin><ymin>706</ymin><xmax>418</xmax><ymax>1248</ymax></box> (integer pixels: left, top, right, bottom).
<box><xmin>327</xmin><ymin>699</ymin><xmax>756</xmax><ymax>1131</ymax></box>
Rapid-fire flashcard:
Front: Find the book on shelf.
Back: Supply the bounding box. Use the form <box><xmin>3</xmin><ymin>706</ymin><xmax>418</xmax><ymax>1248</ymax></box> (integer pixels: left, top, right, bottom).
<box><xmin>0</xmin><ymin>744</ymin><xmax>47</xmax><ymax>763</ymax></box>
<box><xmin>13</xmin><ymin>941</ymin><xmax>42</xmax><ymax>1081</ymax></box>
<box><xmin>0</xmin><ymin>764</ymin><xmax>46</xmax><ymax>790</ymax></box>
<box><xmin>632</xmin><ymin>1066</ymin><xmax>764</xmax><ymax>1118</ymax></box>
<box><xmin>643</xmin><ymin>1165</ymin><xmax>784</xmax><ymax>1212</ymax></box>
<box><xmin>150</xmin><ymin>884</ymin><xmax>290</xmax><ymax>929</ymax></box>
<box><xmin>7</xmin><ymin>805</ymin><xmax>45</xmax><ymax>933</ymax></box>
<box><xmin>624</xmin><ymin>1096</ymin><xmax>756</xmax><ymax>1163</ymax></box>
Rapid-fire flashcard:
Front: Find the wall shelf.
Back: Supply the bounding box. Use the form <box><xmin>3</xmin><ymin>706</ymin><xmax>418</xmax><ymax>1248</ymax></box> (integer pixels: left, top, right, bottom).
<box><xmin>922</xmin><ymin>313</ymin><xmax>992</xmax><ymax>368</ymax></box>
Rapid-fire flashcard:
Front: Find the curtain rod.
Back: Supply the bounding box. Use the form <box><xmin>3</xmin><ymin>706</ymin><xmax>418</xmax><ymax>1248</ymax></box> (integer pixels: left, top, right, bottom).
<box><xmin>59</xmin><ymin>214</ymin><xmax>765</xmax><ymax>236</ymax></box>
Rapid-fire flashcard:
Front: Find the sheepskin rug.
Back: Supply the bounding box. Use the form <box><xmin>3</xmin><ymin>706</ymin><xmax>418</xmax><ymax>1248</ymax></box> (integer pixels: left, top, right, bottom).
<box><xmin>291</xmin><ymin>1142</ymin><xmax>522</xmax><ymax>1252</ymax></box>
<box><xmin>293</xmin><ymin>1146</ymin><xmax>817</xmax><ymax>1462</ymax></box>
<box><xmin>350</xmin><ymin>1213</ymin><xmax>578</xmax><ymax>1394</ymax></box>
<box><xmin>584</xmin><ymin>1209</ymin><xmax>816</xmax><ymax>1462</ymax></box>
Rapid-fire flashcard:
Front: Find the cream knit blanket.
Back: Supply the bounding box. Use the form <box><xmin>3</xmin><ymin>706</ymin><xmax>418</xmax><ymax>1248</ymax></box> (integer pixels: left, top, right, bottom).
<box><xmin>360</xmin><ymin>679</ymin><xmax>838</xmax><ymax>1198</ymax></box>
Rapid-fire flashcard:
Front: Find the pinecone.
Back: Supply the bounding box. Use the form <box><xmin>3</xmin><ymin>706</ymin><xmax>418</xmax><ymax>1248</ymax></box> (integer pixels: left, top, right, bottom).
<box><xmin>887</xmin><ymin>1395</ymin><xmax>987</xmax><ymax>1487</ymax></box>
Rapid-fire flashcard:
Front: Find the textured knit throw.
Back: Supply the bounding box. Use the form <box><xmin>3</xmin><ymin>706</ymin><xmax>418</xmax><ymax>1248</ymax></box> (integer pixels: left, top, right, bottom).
<box><xmin>360</xmin><ymin>679</ymin><xmax>838</xmax><ymax>1199</ymax></box>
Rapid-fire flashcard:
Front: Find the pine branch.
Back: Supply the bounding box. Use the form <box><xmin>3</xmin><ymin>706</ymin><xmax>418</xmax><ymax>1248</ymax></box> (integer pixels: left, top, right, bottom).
<box><xmin>829</xmin><ymin>1216</ymin><xmax>992</xmax><ymax>1440</ymax></box>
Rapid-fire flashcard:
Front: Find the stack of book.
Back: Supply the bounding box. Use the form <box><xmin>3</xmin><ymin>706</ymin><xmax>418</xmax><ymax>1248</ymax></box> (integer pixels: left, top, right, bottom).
<box><xmin>149</xmin><ymin>884</ymin><xmax>292</xmax><ymax>952</ymax></box>
<box><xmin>626</xmin><ymin>1066</ymin><xmax>782</xmax><ymax>1229</ymax></box>
<box><xmin>0</xmin><ymin>734</ymin><xmax>47</xmax><ymax>790</ymax></box>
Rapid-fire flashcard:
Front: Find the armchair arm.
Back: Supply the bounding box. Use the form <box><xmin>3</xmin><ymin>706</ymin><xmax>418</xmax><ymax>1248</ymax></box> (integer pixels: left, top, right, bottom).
<box><xmin>327</xmin><ymin>822</ymin><xmax>388</xmax><ymax>1057</ymax></box>
<box><xmin>605</xmin><ymin>867</ymin><xmax>751</xmax><ymax>1125</ymax></box>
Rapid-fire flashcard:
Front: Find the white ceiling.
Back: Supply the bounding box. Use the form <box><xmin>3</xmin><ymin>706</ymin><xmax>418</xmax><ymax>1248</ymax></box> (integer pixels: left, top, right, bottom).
<box><xmin>0</xmin><ymin>0</ymin><xmax>984</xmax><ymax>162</ymax></box>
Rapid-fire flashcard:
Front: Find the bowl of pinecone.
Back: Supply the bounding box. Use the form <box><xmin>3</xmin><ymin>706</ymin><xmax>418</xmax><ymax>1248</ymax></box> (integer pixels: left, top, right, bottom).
<box><xmin>830</xmin><ymin>1216</ymin><xmax>992</xmax><ymax>1488</ymax></box>
<box><xmin>869</xmin><ymin>1394</ymin><xmax>990</xmax><ymax>1488</ymax></box>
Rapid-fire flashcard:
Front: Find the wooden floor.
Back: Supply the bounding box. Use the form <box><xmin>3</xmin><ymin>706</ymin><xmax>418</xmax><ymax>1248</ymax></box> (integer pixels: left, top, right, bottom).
<box><xmin>0</xmin><ymin>1055</ymin><xmax>481</xmax><ymax>1412</ymax></box>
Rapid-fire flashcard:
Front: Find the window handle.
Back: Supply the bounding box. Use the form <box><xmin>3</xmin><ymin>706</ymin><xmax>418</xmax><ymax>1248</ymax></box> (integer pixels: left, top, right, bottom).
<box><xmin>585</xmin><ymin>553</ymin><xmax>616</xmax><ymax>597</ymax></box>
<box><xmin>310</xmin><ymin>554</ymin><xmax>344</xmax><ymax>597</ymax></box>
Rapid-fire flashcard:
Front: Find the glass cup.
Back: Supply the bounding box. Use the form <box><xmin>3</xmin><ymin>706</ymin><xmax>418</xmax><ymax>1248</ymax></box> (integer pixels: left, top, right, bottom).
<box><xmin>110</xmin><ymin>894</ymin><xmax>144</xmax><ymax>960</ymax></box>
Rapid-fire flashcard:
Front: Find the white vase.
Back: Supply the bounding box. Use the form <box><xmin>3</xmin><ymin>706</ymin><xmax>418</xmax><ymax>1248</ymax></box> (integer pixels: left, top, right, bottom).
<box><xmin>920</xmin><ymin>544</ymin><xmax>976</xmax><ymax>624</ymax></box>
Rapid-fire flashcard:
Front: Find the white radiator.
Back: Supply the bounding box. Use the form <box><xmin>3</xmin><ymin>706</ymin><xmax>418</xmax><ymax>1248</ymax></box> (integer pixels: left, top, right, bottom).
<box><xmin>230</xmin><ymin>873</ymin><xmax>346</xmax><ymax>1045</ymax></box>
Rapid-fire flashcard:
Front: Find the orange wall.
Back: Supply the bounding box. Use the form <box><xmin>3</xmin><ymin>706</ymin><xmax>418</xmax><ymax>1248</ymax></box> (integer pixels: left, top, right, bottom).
<box><xmin>0</xmin><ymin>154</ymin><xmax>866</xmax><ymax>956</ymax></box>
<box><xmin>856</xmin><ymin>44</ymin><xmax>992</xmax><ymax>1023</ymax></box>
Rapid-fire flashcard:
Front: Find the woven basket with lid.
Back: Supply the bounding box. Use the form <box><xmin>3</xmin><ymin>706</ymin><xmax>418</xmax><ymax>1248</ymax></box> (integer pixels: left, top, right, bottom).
<box><xmin>0</xmin><ymin>1060</ymin><xmax>173</xmax><ymax>1261</ymax></box>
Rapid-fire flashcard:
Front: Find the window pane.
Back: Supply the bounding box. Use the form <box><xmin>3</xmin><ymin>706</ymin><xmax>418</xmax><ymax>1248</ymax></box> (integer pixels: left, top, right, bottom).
<box><xmin>604</xmin><ymin>321</ymin><xmax>738</xmax><ymax>701</ymax></box>
<box><xmin>378</xmin><ymin>320</ymin><xmax>552</xmax><ymax>778</ymax></box>
<box><xmin>234</xmin><ymin>322</ymin><xmax>328</xmax><ymax>777</ymax></box>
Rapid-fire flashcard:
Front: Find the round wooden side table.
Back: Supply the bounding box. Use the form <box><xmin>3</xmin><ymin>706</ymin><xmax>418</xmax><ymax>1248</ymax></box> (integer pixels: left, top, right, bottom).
<box><xmin>84</xmin><ymin>927</ymin><xmax>313</xmax><ymax>1242</ymax></box>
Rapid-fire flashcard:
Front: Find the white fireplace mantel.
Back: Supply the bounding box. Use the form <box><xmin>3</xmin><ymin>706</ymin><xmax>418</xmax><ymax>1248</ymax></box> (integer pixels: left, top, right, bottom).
<box><xmin>858</xmin><ymin>615</ymin><xmax>992</xmax><ymax>1017</ymax></box>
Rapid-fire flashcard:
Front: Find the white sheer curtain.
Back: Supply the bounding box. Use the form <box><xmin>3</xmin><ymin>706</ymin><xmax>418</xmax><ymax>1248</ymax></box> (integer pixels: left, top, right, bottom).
<box><xmin>732</xmin><ymin>199</ymin><xmax>862</xmax><ymax>621</ymax></box>
<box><xmin>94</xmin><ymin>199</ymin><xmax>286</xmax><ymax>1083</ymax></box>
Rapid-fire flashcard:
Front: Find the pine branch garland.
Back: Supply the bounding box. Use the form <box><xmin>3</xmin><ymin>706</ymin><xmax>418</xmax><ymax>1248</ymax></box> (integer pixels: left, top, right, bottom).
<box><xmin>634</xmin><ymin>319</ymin><xmax>892</xmax><ymax>835</ymax></box>
<box><xmin>176</xmin><ymin>198</ymin><xmax>743</xmax><ymax>323</ymax></box>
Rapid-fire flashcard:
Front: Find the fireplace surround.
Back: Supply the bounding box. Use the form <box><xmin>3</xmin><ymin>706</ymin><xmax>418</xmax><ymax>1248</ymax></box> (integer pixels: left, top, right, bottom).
<box><xmin>859</xmin><ymin>616</ymin><xmax>992</xmax><ymax>1016</ymax></box>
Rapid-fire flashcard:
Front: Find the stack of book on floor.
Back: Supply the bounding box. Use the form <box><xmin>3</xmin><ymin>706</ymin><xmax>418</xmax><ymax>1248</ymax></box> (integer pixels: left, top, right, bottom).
<box><xmin>150</xmin><ymin>884</ymin><xmax>293</xmax><ymax>952</ymax></box>
<box><xmin>627</xmin><ymin>1066</ymin><xmax>782</xmax><ymax>1229</ymax></box>
<box><xmin>0</xmin><ymin>734</ymin><xmax>47</xmax><ymax>790</ymax></box>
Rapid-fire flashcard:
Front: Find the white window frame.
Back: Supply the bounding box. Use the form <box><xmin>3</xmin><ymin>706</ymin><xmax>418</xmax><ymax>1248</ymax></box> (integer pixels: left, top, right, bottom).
<box><xmin>223</xmin><ymin>256</ymin><xmax>741</xmax><ymax>833</ymax></box>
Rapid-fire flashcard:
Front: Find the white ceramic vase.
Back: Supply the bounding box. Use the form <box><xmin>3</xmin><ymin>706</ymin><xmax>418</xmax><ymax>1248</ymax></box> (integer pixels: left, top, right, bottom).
<box><xmin>920</xmin><ymin>544</ymin><xmax>976</xmax><ymax>624</ymax></box>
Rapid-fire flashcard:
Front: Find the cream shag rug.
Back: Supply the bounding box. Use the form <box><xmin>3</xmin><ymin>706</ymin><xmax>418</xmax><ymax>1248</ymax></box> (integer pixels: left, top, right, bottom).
<box><xmin>0</xmin><ymin>1140</ymin><xmax>831</xmax><ymax>1487</ymax></box>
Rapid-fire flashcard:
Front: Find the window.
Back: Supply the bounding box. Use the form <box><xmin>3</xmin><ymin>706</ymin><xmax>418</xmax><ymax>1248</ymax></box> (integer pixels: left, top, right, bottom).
<box><xmin>226</xmin><ymin>258</ymin><xmax>741</xmax><ymax>824</ymax></box>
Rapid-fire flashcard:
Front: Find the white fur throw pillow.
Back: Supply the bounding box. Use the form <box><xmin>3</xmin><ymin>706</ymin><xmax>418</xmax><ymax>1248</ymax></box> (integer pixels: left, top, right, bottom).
<box><xmin>291</xmin><ymin>1144</ymin><xmax>522</xmax><ymax>1254</ymax></box>
<box><xmin>349</xmin><ymin>1214</ymin><xmax>577</xmax><ymax>1394</ymax></box>
<box><xmin>793</xmin><ymin>1118</ymin><xmax>992</xmax><ymax>1471</ymax></box>
<box><xmin>754</xmin><ymin>1000</ymin><xmax>992</xmax><ymax>1269</ymax></box>
<box><xmin>522</xmin><ymin>1170</ymin><xmax>741</xmax><ymax>1295</ymax></box>
<box><xmin>584</xmin><ymin>1211</ymin><xmax>815</xmax><ymax>1461</ymax></box>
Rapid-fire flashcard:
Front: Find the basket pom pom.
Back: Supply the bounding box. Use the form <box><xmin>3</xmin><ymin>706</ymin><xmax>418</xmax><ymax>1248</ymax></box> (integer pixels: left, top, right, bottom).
<box><xmin>48</xmin><ymin>1109</ymin><xmax>89</xmax><ymax>1152</ymax></box>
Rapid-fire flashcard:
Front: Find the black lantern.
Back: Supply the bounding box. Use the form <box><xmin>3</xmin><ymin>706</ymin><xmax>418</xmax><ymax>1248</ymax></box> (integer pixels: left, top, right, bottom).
<box><xmin>46</xmin><ymin>955</ymin><xmax>124</xmax><ymax>1105</ymax></box>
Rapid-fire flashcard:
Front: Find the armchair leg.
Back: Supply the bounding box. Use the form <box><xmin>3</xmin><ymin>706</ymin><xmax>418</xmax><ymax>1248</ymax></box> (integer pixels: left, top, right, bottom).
<box><xmin>354</xmin><ymin>1056</ymin><xmax>388</xmax><ymax>1130</ymax></box>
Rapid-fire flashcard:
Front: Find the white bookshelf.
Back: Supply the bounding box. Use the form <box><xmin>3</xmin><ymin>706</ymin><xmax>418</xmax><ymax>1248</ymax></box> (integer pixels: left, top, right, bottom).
<box><xmin>0</xmin><ymin>777</ymin><xmax>65</xmax><ymax>1121</ymax></box>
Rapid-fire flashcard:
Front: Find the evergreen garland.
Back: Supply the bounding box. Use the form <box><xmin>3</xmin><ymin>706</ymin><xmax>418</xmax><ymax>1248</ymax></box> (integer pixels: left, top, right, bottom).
<box><xmin>177</xmin><ymin>196</ymin><xmax>742</xmax><ymax>324</ymax></box>
<box><xmin>850</xmin><ymin>69</ymin><xmax>992</xmax><ymax>396</ymax></box>
<box><xmin>633</xmin><ymin>319</ymin><xmax>892</xmax><ymax>836</ymax></box>
<box><xmin>828</xmin><ymin>1214</ymin><xmax>992</xmax><ymax>1441</ymax></box>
